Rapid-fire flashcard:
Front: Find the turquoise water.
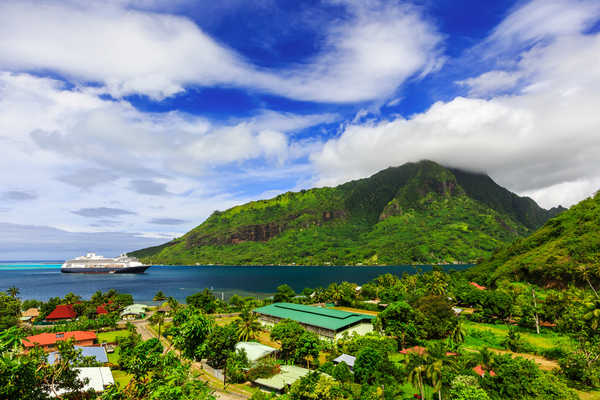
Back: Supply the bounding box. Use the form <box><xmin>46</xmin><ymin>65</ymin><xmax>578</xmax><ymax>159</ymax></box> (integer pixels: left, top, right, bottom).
<box><xmin>0</xmin><ymin>263</ymin><xmax>470</xmax><ymax>302</ymax></box>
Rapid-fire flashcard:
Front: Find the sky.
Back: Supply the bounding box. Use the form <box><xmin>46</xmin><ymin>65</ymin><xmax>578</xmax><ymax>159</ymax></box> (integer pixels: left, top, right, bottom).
<box><xmin>1</xmin><ymin>0</ymin><xmax>599</xmax><ymax>259</ymax></box>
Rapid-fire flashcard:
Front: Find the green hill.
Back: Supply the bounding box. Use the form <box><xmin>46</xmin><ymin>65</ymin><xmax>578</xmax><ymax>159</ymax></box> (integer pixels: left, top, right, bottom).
<box><xmin>468</xmin><ymin>191</ymin><xmax>600</xmax><ymax>287</ymax></box>
<box><xmin>130</xmin><ymin>160</ymin><xmax>560</xmax><ymax>266</ymax></box>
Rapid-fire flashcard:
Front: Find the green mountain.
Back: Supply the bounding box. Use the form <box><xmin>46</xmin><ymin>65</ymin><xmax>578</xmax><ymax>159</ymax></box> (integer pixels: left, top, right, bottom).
<box><xmin>468</xmin><ymin>190</ymin><xmax>599</xmax><ymax>287</ymax></box>
<box><xmin>131</xmin><ymin>160</ymin><xmax>561</xmax><ymax>266</ymax></box>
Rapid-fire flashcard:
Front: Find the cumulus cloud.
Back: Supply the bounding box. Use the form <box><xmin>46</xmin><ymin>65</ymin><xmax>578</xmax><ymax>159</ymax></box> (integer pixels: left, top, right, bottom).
<box><xmin>0</xmin><ymin>0</ymin><xmax>442</xmax><ymax>102</ymax></box>
<box><xmin>71</xmin><ymin>207</ymin><xmax>136</xmax><ymax>218</ymax></box>
<box><xmin>311</xmin><ymin>0</ymin><xmax>600</xmax><ymax>208</ymax></box>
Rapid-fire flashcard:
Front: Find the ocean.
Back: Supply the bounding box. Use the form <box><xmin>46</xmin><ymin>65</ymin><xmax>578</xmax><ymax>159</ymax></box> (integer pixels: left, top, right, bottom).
<box><xmin>0</xmin><ymin>263</ymin><xmax>470</xmax><ymax>303</ymax></box>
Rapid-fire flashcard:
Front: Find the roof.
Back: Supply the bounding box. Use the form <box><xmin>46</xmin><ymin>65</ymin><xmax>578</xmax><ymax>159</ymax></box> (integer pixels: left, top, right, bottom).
<box><xmin>235</xmin><ymin>341</ymin><xmax>277</xmax><ymax>363</ymax></box>
<box><xmin>48</xmin><ymin>346</ymin><xmax>108</xmax><ymax>364</ymax></box>
<box><xmin>46</xmin><ymin>304</ymin><xmax>76</xmax><ymax>320</ymax></box>
<box><xmin>254</xmin><ymin>365</ymin><xmax>312</xmax><ymax>391</ymax></box>
<box><xmin>253</xmin><ymin>303</ymin><xmax>374</xmax><ymax>332</ymax></box>
<box><xmin>23</xmin><ymin>308</ymin><xmax>40</xmax><ymax>317</ymax></box>
<box><xmin>51</xmin><ymin>367</ymin><xmax>114</xmax><ymax>396</ymax></box>
<box><xmin>158</xmin><ymin>304</ymin><xmax>172</xmax><ymax>312</ymax></box>
<box><xmin>333</xmin><ymin>354</ymin><xmax>356</xmax><ymax>368</ymax></box>
<box><xmin>469</xmin><ymin>282</ymin><xmax>487</xmax><ymax>291</ymax></box>
<box><xmin>96</xmin><ymin>305</ymin><xmax>108</xmax><ymax>315</ymax></box>
<box><xmin>120</xmin><ymin>304</ymin><xmax>147</xmax><ymax>316</ymax></box>
<box><xmin>473</xmin><ymin>365</ymin><xmax>496</xmax><ymax>377</ymax></box>
<box><xmin>22</xmin><ymin>331</ymin><xmax>97</xmax><ymax>348</ymax></box>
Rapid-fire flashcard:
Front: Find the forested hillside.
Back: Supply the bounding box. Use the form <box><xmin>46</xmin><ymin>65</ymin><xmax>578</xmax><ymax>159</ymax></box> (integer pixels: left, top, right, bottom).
<box><xmin>131</xmin><ymin>161</ymin><xmax>560</xmax><ymax>266</ymax></box>
<box><xmin>469</xmin><ymin>191</ymin><xmax>600</xmax><ymax>287</ymax></box>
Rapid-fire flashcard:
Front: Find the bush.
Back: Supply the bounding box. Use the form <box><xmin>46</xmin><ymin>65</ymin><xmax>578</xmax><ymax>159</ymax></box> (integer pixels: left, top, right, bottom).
<box><xmin>541</xmin><ymin>347</ymin><xmax>567</xmax><ymax>360</ymax></box>
<box><xmin>332</xmin><ymin>361</ymin><xmax>353</xmax><ymax>383</ymax></box>
<box><xmin>247</xmin><ymin>358</ymin><xmax>280</xmax><ymax>382</ymax></box>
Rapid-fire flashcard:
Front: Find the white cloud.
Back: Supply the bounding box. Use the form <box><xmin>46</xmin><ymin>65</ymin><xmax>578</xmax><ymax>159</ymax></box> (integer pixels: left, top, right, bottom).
<box><xmin>0</xmin><ymin>0</ymin><xmax>442</xmax><ymax>102</ymax></box>
<box><xmin>456</xmin><ymin>70</ymin><xmax>522</xmax><ymax>97</ymax></box>
<box><xmin>311</xmin><ymin>0</ymin><xmax>600</xmax><ymax>208</ymax></box>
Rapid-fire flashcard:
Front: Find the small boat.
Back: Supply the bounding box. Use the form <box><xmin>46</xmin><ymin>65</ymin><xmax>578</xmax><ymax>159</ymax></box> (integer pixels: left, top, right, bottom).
<box><xmin>61</xmin><ymin>253</ymin><xmax>150</xmax><ymax>274</ymax></box>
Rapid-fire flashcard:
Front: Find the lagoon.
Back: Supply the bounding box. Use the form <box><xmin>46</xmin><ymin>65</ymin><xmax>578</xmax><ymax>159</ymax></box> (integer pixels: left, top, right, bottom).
<box><xmin>0</xmin><ymin>263</ymin><xmax>470</xmax><ymax>302</ymax></box>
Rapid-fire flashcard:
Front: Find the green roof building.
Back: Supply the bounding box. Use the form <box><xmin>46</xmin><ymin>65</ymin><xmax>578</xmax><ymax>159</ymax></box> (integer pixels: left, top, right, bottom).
<box><xmin>253</xmin><ymin>303</ymin><xmax>374</xmax><ymax>340</ymax></box>
<box><xmin>235</xmin><ymin>341</ymin><xmax>277</xmax><ymax>364</ymax></box>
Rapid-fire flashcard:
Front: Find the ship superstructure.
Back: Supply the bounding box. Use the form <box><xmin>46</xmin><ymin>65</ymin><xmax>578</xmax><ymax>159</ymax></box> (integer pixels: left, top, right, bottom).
<box><xmin>61</xmin><ymin>253</ymin><xmax>150</xmax><ymax>274</ymax></box>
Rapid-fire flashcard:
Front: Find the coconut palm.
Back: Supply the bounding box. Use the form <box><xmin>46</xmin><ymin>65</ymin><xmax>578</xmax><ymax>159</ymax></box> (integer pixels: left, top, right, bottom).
<box><xmin>150</xmin><ymin>312</ymin><xmax>165</xmax><ymax>338</ymax></box>
<box><xmin>153</xmin><ymin>291</ymin><xmax>167</xmax><ymax>302</ymax></box>
<box><xmin>408</xmin><ymin>365</ymin><xmax>426</xmax><ymax>400</ymax></box>
<box><xmin>237</xmin><ymin>308</ymin><xmax>262</xmax><ymax>341</ymax></box>
<box><xmin>450</xmin><ymin>319</ymin><xmax>465</xmax><ymax>345</ymax></box>
<box><xmin>426</xmin><ymin>360</ymin><xmax>443</xmax><ymax>400</ymax></box>
<box><xmin>578</xmin><ymin>265</ymin><xmax>599</xmax><ymax>299</ymax></box>
<box><xmin>7</xmin><ymin>286</ymin><xmax>19</xmax><ymax>298</ymax></box>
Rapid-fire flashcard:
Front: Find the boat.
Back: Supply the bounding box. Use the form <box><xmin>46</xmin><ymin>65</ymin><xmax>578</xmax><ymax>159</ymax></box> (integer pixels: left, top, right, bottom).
<box><xmin>61</xmin><ymin>253</ymin><xmax>150</xmax><ymax>274</ymax></box>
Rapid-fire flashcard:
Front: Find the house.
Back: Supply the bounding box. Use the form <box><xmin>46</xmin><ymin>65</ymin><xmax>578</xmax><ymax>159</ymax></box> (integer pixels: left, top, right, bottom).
<box><xmin>22</xmin><ymin>331</ymin><xmax>96</xmax><ymax>352</ymax></box>
<box><xmin>253</xmin><ymin>365</ymin><xmax>312</xmax><ymax>393</ymax></box>
<box><xmin>399</xmin><ymin>346</ymin><xmax>427</xmax><ymax>356</ymax></box>
<box><xmin>120</xmin><ymin>304</ymin><xmax>148</xmax><ymax>320</ymax></box>
<box><xmin>157</xmin><ymin>304</ymin><xmax>172</xmax><ymax>314</ymax></box>
<box><xmin>23</xmin><ymin>307</ymin><xmax>40</xmax><ymax>319</ymax></box>
<box><xmin>469</xmin><ymin>282</ymin><xmax>487</xmax><ymax>291</ymax></box>
<box><xmin>333</xmin><ymin>354</ymin><xmax>356</xmax><ymax>370</ymax></box>
<box><xmin>45</xmin><ymin>305</ymin><xmax>77</xmax><ymax>322</ymax></box>
<box><xmin>473</xmin><ymin>365</ymin><xmax>496</xmax><ymax>377</ymax></box>
<box><xmin>47</xmin><ymin>345</ymin><xmax>109</xmax><ymax>364</ymax></box>
<box><xmin>253</xmin><ymin>303</ymin><xmax>374</xmax><ymax>340</ymax></box>
<box><xmin>50</xmin><ymin>367</ymin><xmax>114</xmax><ymax>396</ymax></box>
<box><xmin>235</xmin><ymin>341</ymin><xmax>277</xmax><ymax>364</ymax></box>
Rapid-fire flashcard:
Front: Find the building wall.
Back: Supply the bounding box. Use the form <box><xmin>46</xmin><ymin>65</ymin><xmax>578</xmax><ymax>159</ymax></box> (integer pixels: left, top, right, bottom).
<box><xmin>335</xmin><ymin>323</ymin><xmax>373</xmax><ymax>341</ymax></box>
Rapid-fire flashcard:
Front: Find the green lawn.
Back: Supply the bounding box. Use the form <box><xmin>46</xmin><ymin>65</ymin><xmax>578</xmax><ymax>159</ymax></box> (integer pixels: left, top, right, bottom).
<box><xmin>112</xmin><ymin>370</ymin><xmax>132</xmax><ymax>387</ymax></box>
<box><xmin>97</xmin><ymin>329</ymin><xmax>131</xmax><ymax>343</ymax></box>
<box><xmin>463</xmin><ymin>321</ymin><xmax>573</xmax><ymax>352</ymax></box>
<box><xmin>107</xmin><ymin>346</ymin><xmax>120</xmax><ymax>365</ymax></box>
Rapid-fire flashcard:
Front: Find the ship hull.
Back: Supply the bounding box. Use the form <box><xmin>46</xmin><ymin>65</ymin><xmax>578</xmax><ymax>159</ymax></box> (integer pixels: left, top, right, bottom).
<box><xmin>61</xmin><ymin>265</ymin><xmax>150</xmax><ymax>274</ymax></box>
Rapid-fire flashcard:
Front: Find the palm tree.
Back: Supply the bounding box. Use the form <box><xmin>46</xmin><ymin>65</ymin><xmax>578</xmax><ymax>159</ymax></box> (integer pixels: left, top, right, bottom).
<box><xmin>150</xmin><ymin>312</ymin><xmax>165</xmax><ymax>338</ymax></box>
<box><xmin>153</xmin><ymin>291</ymin><xmax>167</xmax><ymax>302</ymax></box>
<box><xmin>237</xmin><ymin>308</ymin><xmax>262</xmax><ymax>341</ymax></box>
<box><xmin>583</xmin><ymin>298</ymin><xmax>600</xmax><ymax>330</ymax></box>
<box><xmin>478</xmin><ymin>347</ymin><xmax>494</xmax><ymax>373</ymax></box>
<box><xmin>0</xmin><ymin>326</ymin><xmax>25</xmax><ymax>351</ymax></box>
<box><xmin>7</xmin><ymin>286</ymin><xmax>19</xmax><ymax>298</ymax></box>
<box><xmin>450</xmin><ymin>319</ymin><xmax>465</xmax><ymax>345</ymax></box>
<box><xmin>578</xmin><ymin>265</ymin><xmax>599</xmax><ymax>299</ymax></box>
<box><xmin>167</xmin><ymin>296</ymin><xmax>180</xmax><ymax>313</ymax></box>
<box><xmin>408</xmin><ymin>365</ymin><xmax>426</xmax><ymax>400</ymax></box>
<box><xmin>426</xmin><ymin>360</ymin><xmax>443</xmax><ymax>400</ymax></box>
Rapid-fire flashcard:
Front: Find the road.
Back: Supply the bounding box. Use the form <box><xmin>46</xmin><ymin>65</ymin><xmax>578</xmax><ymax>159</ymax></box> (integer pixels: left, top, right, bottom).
<box><xmin>130</xmin><ymin>319</ymin><xmax>249</xmax><ymax>400</ymax></box>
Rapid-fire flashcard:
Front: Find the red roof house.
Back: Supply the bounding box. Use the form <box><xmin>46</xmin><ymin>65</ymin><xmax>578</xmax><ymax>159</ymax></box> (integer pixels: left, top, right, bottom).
<box><xmin>469</xmin><ymin>282</ymin><xmax>487</xmax><ymax>291</ymax></box>
<box><xmin>473</xmin><ymin>365</ymin><xmax>496</xmax><ymax>377</ymax></box>
<box><xmin>45</xmin><ymin>304</ymin><xmax>77</xmax><ymax>321</ymax></box>
<box><xmin>399</xmin><ymin>346</ymin><xmax>427</xmax><ymax>356</ymax></box>
<box><xmin>22</xmin><ymin>331</ymin><xmax>97</xmax><ymax>351</ymax></box>
<box><xmin>96</xmin><ymin>305</ymin><xmax>108</xmax><ymax>315</ymax></box>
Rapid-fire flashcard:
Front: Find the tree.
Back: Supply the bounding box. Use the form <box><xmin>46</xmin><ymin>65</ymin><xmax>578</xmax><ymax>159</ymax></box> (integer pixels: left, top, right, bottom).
<box><xmin>270</xmin><ymin>319</ymin><xmax>305</xmax><ymax>361</ymax></box>
<box><xmin>331</xmin><ymin>361</ymin><xmax>352</xmax><ymax>383</ymax></box>
<box><xmin>0</xmin><ymin>291</ymin><xmax>21</xmax><ymax>330</ymax></box>
<box><xmin>449</xmin><ymin>375</ymin><xmax>490</xmax><ymax>400</ymax></box>
<box><xmin>450</xmin><ymin>318</ymin><xmax>466</xmax><ymax>345</ymax></box>
<box><xmin>354</xmin><ymin>346</ymin><xmax>383</xmax><ymax>384</ymax></box>
<box><xmin>171</xmin><ymin>308</ymin><xmax>214</xmax><ymax>360</ymax></box>
<box><xmin>187</xmin><ymin>289</ymin><xmax>218</xmax><ymax>314</ymax></box>
<box><xmin>0</xmin><ymin>326</ymin><xmax>26</xmax><ymax>352</ymax></box>
<box><xmin>7</xmin><ymin>286</ymin><xmax>19</xmax><ymax>298</ymax></box>
<box><xmin>408</xmin><ymin>365</ymin><xmax>426</xmax><ymax>400</ymax></box>
<box><xmin>226</xmin><ymin>349</ymin><xmax>250</xmax><ymax>384</ymax></box>
<box><xmin>153</xmin><ymin>291</ymin><xmax>167</xmax><ymax>302</ymax></box>
<box><xmin>375</xmin><ymin>300</ymin><xmax>418</xmax><ymax>347</ymax></box>
<box><xmin>426</xmin><ymin>359</ymin><xmax>443</xmax><ymax>400</ymax></box>
<box><xmin>273</xmin><ymin>284</ymin><xmax>295</xmax><ymax>303</ymax></box>
<box><xmin>237</xmin><ymin>308</ymin><xmax>262</xmax><ymax>341</ymax></box>
<box><xmin>150</xmin><ymin>311</ymin><xmax>166</xmax><ymax>338</ymax></box>
<box><xmin>414</xmin><ymin>295</ymin><xmax>458</xmax><ymax>339</ymax></box>
<box><xmin>583</xmin><ymin>298</ymin><xmax>600</xmax><ymax>331</ymax></box>
<box><xmin>200</xmin><ymin>323</ymin><xmax>238</xmax><ymax>369</ymax></box>
<box><xmin>295</xmin><ymin>331</ymin><xmax>321</xmax><ymax>369</ymax></box>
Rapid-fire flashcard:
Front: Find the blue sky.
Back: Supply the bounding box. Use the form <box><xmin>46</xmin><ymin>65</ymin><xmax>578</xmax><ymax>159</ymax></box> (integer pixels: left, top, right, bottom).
<box><xmin>0</xmin><ymin>0</ymin><xmax>599</xmax><ymax>259</ymax></box>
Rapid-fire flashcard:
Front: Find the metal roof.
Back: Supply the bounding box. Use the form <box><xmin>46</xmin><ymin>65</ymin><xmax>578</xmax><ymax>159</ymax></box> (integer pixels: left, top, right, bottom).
<box><xmin>48</xmin><ymin>346</ymin><xmax>108</xmax><ymax>364</ymax></box>
<box><xmin>253</xmin><ymin>303</ymin><xmax>374</xmax><ymax>331</ymax></box>
<box><xmin>333</xmin><ymin>354</ymin><xmax>356</xmax><ymax>368</ymax></box>
<box><xmin>120</xmin><ymin>304</ymin><xmax>147</xmax><ymax>316</ymax></box>
<box><xmin>235</xmin><ymin>341</ymin><xmax>277</xmax><ymax>363</ymax></box>
<box><xmin>51</xmin><ymin>367</ymin><xmax>114</xmax><ymax>396</ymax></box>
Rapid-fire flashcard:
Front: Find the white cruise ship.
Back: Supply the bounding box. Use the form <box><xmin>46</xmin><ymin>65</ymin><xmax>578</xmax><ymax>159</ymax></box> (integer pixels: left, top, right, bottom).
<box><xmin>61</xmin><ymin>253</ymin><xmax>150</xmax><ymax>274</ymax></box>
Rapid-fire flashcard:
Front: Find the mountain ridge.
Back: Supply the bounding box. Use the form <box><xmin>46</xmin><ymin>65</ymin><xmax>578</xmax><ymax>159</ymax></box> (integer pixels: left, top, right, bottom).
<box><xmin>130</xmin><ymin>160</ymin><xmax>561</xmax><ymax>266</ymax></box>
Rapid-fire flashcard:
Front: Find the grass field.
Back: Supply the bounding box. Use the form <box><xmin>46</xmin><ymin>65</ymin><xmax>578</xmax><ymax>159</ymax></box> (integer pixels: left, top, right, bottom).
<box><xmin>578</xmin><ymin>390</ymin><xmax>600</xmax><ymax>400</ymax></box>
<box><xmin>112</xmin><ymin>370</ymin><xmax>132</xmax><ymax>387</ymax></box>
<box><xmin>97</xmin><ymin>329</ymin><xmax>132</xmax><ymax>343</ymax></box>
<box><xmin>463</xmin><ymin>321</ymin><xmax>573</xmax><ymax>351</ymax></box>
<box><xmin>331</xmin><ymin>306</ymin><xmax>379</xmax><ymax>316</ymax></box>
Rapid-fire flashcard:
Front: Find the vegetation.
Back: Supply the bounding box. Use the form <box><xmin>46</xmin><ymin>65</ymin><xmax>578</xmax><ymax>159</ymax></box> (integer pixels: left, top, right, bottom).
<box><xmin>131</xmin><ymin>161</ymin><xmax>559</xmax><ymax>266</ymax></box>
<box><xmin>470</xmin><ymin>190</ymin><xmax>600</xmax><ymax>287</ymax></box>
